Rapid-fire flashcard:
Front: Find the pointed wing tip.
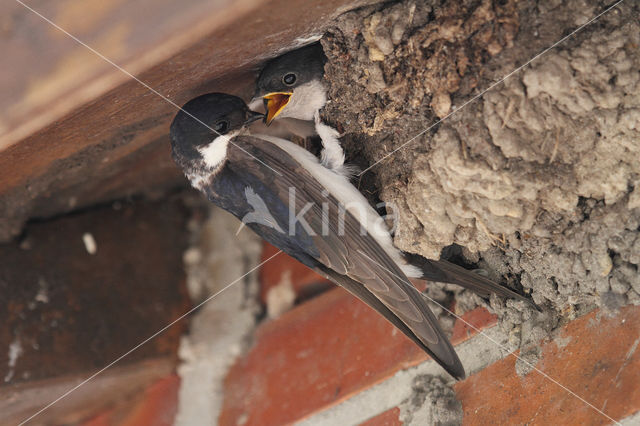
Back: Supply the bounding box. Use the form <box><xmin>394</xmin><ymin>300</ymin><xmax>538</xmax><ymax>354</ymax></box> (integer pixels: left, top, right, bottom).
<box><xmin>453</xmin><ymin>370</ymin><xmax>466</xmax><ymax>381</ymax></box>
<box><xmin>447</xmin><ymin>361</ymin><xmax>466</xmax><ymax>381</ymax></box>
<box><xmin>432</xmin><ymin>348</ymin><xmax>466</xmax><ymax>380</ymax></box>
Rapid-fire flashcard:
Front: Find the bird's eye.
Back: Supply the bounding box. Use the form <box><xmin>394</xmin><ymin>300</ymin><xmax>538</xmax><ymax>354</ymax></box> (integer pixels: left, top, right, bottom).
<box><xmin>213</xmin><ymin>120</ymin><xmax>229</xmax><ymax>134</ymax></box>
<box><xmin>283</xmin><ymin>73</ymin><xmax>297</xmax><ymax>86</ymax></box>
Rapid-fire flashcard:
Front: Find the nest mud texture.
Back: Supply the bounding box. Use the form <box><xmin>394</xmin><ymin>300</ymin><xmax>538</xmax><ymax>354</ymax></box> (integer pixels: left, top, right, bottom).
<box><xmin>321</xmin><ymin>0</ymin><xmax>639</xmax><ymax>326</ymax></box>
<box><xmin>399</xmin><ymin>374</ymin><xmax>463</xmax><ymax>425</ymax></box>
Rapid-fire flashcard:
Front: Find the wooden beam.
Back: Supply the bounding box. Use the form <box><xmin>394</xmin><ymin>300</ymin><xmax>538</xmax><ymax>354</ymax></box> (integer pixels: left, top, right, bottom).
<box><xmin>0</xmin><ymin>0</ymin><xmax>265</xmax><ymax>150</ymax></box>
<box><xmin>0</xmin><ymin>0</ymin><xmax>378</xmax><ymax>240</ymax></box>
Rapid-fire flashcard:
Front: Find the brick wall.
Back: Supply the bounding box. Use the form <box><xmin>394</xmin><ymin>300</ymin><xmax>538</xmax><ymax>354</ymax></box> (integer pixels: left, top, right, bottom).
<box><xmin>218</xmin><ymin>242</ymin><xmax>639</xmax><ymax>425</ymax></box>
<box><xmin>9</xmin><ymin>238</ymin><xmax>638</xmax><ymax>425</ymax></box>
<box><xmin>0</xmin><ymin>198</ymin><xmax>192</xmax><ymax>425</ymax></box>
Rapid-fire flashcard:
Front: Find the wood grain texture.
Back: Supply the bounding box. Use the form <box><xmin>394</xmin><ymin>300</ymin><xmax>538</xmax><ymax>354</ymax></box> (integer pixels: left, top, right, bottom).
<box><xmin>0</xmin><ymin>0</ymin><xmax>378</xmax><ymax>240</ymax></box>
<box><xmin>0</xmin><ymin>0</ymin><xmax>262</xmax><ymax>149</ymax></box>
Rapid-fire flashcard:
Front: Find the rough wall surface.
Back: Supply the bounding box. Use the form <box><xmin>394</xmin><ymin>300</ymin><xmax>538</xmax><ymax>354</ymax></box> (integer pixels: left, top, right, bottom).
<box><xmin>399</xmin><ymin>374</ymin><xmax>463</xmax><ymax>425</ymax></box>
<box><xmin>321</xmin><ymin>0</ymin><xmax>639</xmax><ymax>351</ymax></box>
<box><xmin>175</xmin><ymin>206</ymin><xmax>262</xmax><ymax>425</ymax></box>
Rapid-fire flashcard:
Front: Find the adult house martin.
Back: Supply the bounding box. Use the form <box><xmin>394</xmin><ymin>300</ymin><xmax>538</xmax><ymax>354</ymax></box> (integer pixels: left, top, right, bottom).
<box><xmin>170</xmin><ymin>93</ymin><xmax>536</xmax><ymax>379</ymax></box>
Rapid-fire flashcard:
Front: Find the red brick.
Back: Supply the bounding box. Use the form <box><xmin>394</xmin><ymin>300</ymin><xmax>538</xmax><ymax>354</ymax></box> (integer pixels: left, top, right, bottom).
<box><xmin>83</xmin><ymin>412</ymin><xmax>111</xmax><ymax>426</ymax></box>
<box><xmin>120</xmin><ymin>374</ymin><xmax>180</xmax><ymax>426</ymax></box>
<box><xmin>455</xmin><ymin>306</ymin><xmax>640</xmax><ymax>425</ymax></box>
<box><xmin>451</xmin><ymin>307</ymin><xmax>497</xmax><ymax>342</ymax></box>
<box><xmin>82</xmin><ymin>374</ymin><xmax>180</xmax><ymax>426</ymax></box>
<box><xmin>260</xmin><ymin>242</ymin><xmax>332</xmax><ymax>302</ymax></box>
<box><xmin>359</xmin><ymin>407</ymin><xmax>403</xmax><ymax>426</ymax></box>
<box><xmin>0</xmin><ymin>199</ymin><xmax>190</xmax><ymax>385</ymax></box>
<box><xmin>220</xmin><ymin>287</ymin><xmax>496</xmax><ymax>426</ymax></box>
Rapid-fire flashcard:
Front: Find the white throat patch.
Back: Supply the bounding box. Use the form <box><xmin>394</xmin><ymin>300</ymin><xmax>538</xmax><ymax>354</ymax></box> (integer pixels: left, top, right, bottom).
<box><xmin>188</xmin><ymin>131</ymin><xmax>238</xmax><ymax>190</ymax></box>
<box><xmin>198</xmin><ymin>131</ymin><xmax>239</xmax><ymax>169</ymax></box>
<box><xmin>281</xmin><ymin>80</ymin><xmax>327</xmax><ymax>121</ymax></box>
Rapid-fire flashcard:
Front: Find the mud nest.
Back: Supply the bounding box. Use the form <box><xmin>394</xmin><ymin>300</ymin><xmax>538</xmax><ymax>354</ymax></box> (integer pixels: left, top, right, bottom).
<box><xmin>319</xmin><ymin>0</ymin><xmax>640</xmax><ymax>357</ymax></box>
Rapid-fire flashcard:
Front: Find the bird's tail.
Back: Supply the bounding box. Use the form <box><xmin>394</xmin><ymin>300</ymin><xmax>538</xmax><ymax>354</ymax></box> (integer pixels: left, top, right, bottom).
<box><xmin>406</xmin><ymin>254</ymin><xmax>539</xmax><ymax>310</ymax></box>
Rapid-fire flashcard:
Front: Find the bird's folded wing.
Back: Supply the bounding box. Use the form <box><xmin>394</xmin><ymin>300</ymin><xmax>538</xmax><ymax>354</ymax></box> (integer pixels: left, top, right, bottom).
<box><xmin>227</xmin><ymin>136</ymin><xmax>464</xmax><ymax>378</ymax></box>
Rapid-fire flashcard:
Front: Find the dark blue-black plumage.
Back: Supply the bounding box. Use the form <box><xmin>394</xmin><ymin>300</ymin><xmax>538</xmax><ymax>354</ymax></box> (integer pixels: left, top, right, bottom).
<box><xmin>170</xmin><ymin>93</ymin><xmax>537</xmax><ymax>380</ymax></box>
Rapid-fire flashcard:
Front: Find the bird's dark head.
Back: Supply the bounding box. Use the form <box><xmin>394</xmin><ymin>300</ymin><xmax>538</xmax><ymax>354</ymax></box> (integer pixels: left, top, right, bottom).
<box><xmin>170</xmin><ymin>93</ymin><xmax>262</xmax><ymax>172</ymax></box>
<box><xmin>253</xmin><ymin>42</ymin><xmax>327</xmax><ymax>125</ymax></box>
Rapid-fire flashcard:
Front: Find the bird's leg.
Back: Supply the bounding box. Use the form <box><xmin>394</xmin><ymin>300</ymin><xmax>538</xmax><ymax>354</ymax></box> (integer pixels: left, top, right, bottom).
<box><xmin>314</xmin><ymin>111</ymin><xmax>346</xmax><ymax>172</ymax></box>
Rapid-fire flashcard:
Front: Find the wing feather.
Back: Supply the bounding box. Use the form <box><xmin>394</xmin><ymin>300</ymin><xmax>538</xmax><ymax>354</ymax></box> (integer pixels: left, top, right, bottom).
<box><xmin>226</xmin><ymin>136</ymin><xmax>464</xmax><ymax>378</ymax></box>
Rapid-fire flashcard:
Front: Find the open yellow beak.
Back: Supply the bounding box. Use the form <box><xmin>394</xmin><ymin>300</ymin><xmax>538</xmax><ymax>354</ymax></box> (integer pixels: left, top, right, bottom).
<box><xmin>263</xmin><ymin>92</ymin><xmax>292</xmax><ymax>125</ymax></box>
